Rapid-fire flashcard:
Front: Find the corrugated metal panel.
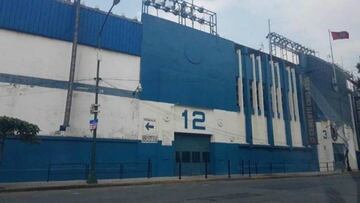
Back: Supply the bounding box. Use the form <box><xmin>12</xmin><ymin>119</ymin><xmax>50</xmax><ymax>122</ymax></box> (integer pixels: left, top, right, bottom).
<box><xmin>78</xmin><ymin>8</ymin><xmax>142</xmax><ymax>55</ymax></box>
<box><xmin>0</xmin><ymin>0</ymin><xmax>142</xmax><ymax>56</ymax></box>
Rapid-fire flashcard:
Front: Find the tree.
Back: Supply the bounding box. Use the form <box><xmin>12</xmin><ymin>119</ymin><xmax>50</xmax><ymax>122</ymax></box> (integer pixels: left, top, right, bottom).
<box><xmin>0</xmin><ymin>116</ymin><xmax>40</xmax><ymax>161</ymax></box>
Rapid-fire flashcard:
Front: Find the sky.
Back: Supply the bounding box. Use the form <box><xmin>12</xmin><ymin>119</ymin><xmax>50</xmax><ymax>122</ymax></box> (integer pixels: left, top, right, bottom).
<box><xmin>83</xmin><ymin>0</ymin><xmax>360</xmax><ymax>73</ymax></box>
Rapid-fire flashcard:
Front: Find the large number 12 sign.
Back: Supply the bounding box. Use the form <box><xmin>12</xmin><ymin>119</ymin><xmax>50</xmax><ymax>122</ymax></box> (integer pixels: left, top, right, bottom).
<box><xmin>181</xmin><ymin>110</ymin><xmax>206</xmax><ymax>130</ymax></box>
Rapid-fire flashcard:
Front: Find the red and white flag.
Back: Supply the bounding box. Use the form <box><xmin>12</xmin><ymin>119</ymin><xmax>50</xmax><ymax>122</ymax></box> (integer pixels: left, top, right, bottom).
<box><xmin>331</xmin><ymin>31</ymin><xmax>349</xmax><ymax>40</ymax></box>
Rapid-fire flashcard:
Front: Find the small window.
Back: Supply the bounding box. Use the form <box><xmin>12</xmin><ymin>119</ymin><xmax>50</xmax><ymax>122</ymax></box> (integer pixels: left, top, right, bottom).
<box><xmin>192</xmin><ymin>152</ymin><xmax>201</xmax><ymax>163</ymax></box>
<box><xmin>256</xmin><ymin>82</ymin><xmax>261</xmax><ymax>114</ymax></box>
<box><xmin>176</xmin><ymin>151</ymin><xmax>181</xmax><ymax>163</ymax></box>
<box><xmin>182</xmin><ymin>152</ymin><xmax>190</xmax><ymax>163</ymax></box>
<box><xmin>236</xmin><ymin>77</ymin><xmax>240</xmax><ymax>108</ymax></box>
<box><xmin>202</xmin><ymin>152</ymin><xmax>210</xmax><ymax>163</ymax></box>
<box><xmin>249</xmin><ymin>80</ymin><xmax>254</xmax><ymax>114</ymax></box>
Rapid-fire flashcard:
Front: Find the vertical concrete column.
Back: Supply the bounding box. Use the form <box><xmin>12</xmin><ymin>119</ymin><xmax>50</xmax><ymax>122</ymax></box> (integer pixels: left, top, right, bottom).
<box><xmin>264</xmin><ymin>56</ymin><xmax>275</xmax><ymax>146</ymax></box>
<box><xmin>275</xmin><ymin>63</ymin><xmax>283</xmax><ymax>119</ymax></box>
<box><xmin>270</xmin><ymin>61</ymin><xmax>278</xmax><ymax>118</ymax></box>
<box><xmin>237</xmin><ymin>50</ymin><xmax>244</xmax><ymax>114</ymax></box>
<box><xmin>257</xmin><ymin>56</ymin><xmax>265</xmax><ymax>115</ymax></box>
<box><xmin>292</xmin><ymin>69</ymin><xmax>300</xmax><ymax>122</ymax></box>
<box><xmin>251</xmin><ymin>54</ymin><xmax>258</xmax><ymax>115</ymax></box>
<box><xmin>287</xmin><ymin>67</ymin><xmax>294</xmax><ymax>120</ymax></box>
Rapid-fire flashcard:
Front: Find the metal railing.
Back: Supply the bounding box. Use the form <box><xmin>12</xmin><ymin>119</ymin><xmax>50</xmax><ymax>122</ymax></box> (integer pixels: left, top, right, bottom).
<box><xmin>45</xmin><ymin>159</ymin><xmax>152</xmax><ymax>182</ymax></box>
<box><xmin>0</xmin><ymin>159</ymin><xmax>346</xmax><ymax>182</ymax></box>
<box><xmin>175</xmin><ymin>160</ymin><xmax>345</xmax><ymax>180</ymax></box>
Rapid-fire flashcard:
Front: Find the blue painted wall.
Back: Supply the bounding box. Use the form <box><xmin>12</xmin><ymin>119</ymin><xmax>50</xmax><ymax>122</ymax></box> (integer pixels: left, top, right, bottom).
<box><xmin>0</xmin><ymin>137</ymin><xmax>174</xmax><ymax>182</ymax></box>
<box><xmin>279</xmin><ymin>62</ymin><xmax>293</xmax><ymax>147</ymax></box>
<box><xmin>262</xmin><ymin>55</ymin><xmax>275</xmax><ymax>146</ymax></box>
<box><xmin>0</xmin><ymin>0</ymin><xmax>142</xmax><ymax>56</ymax></box>
<box><xmin>140</xmin><ymin>14</ymin><xmax>238</xmax><ymax>112</ymax></box>
<box><xmin>212</xmin><ymin>144</ymin><xmax>318</xmax><ymax>175</ymax></box>
<box><xmin>0</xmin><ymin>137</ymin><xmax>318</xmax><ymax>183</ymax></box>
<box><xmin>302</xmin><ymin>55</ymin><xmax>352</xmax><ymax>126</ymax></box>
<box><xmin>241</xmin><ymin>48</ymin><xmax>254</xmax><ymax>144</ymax></box>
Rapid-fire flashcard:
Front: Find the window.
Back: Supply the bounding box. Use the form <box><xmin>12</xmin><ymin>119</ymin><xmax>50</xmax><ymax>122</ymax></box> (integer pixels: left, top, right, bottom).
<box><xmin>256</xmin><ymin>82</ymin><xmax>261</xmax><ymax>115</ymax></box>
<box><xmin>292</xmin><ymin>93</ymin><xmax>297</xmax><ymax>121</ymax></box>
<box><xmin>236</xmin><ymin>77</ymin><xmax>239</xmax><ymax>108</ymax></box>
<box><xmin>270</xmin><ymin>88</ymin><xmax>274</xmax><ymax>117</ymax></box>
<box><xmin>249</xmin><ymin>80</ymin><xmax>254</xmax><ymax>114</ymax></box>
<box><xmin>275</xmin><ymin>90</ymin><xmax>279</xmax><ymax>118</ymax></box>
<box><xmin>192</xmin><ymin>152</ymin><xmax>201</xmax><ymax>163</ymax></box>
<box><xmin>263</xmin><ymin>85</ymin><xmax>268</xmax><ymax>117</ymax></box>
<box><xmin>182</xmin><ymin>152</ymin><xmax>190</xmax><ymax>163</ymax></box>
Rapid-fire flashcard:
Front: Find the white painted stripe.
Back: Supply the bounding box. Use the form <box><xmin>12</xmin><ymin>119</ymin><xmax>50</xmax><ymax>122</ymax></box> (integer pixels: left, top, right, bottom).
<box><xmin>237</xmin><ymin>50</ymin><xmax>244</xmax><ymax>114</ymax></box>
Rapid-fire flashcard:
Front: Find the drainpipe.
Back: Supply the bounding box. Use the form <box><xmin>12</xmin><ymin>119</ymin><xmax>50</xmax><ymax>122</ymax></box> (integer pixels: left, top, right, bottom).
<box><xmin>61</xmin><ymin>0</ymin><xmax>81</xmax><ymax>131</ymax></box>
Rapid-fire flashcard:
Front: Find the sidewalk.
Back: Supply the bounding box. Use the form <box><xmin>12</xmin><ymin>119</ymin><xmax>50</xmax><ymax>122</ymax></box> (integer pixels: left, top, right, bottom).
<box><xmin>0</xmin><ymin>172</ymin><xmax>345</xmax><ymax>193</ymax></box>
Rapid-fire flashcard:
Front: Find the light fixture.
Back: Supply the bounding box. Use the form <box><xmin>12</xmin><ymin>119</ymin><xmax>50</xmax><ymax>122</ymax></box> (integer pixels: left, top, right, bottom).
<box><xmin>142</xmin><ymin>0</ymin><xmax>217</xmax><ymax>35</ymax></box>
<box><xmin>144</xmin><ymin>0</ymin><xmax>151</xmax><ymax>6</ymax></box>
<box><xmin>189</xmin><ymin>14</ymin><xmax>196</xmax><ymax>21</ymax></box>
<box><xmin>197</xmin><ymin>18</ymin><xmax>205</xmax><ymax>24</ymax></box>
<box><xmin>113</xmin><ymin>0</ymin><xmax>120</xmax><ymax>6</ymax></box>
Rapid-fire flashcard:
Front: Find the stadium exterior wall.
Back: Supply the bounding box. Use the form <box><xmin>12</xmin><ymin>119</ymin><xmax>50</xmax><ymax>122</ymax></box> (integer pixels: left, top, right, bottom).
<box><xmin>0</xmin><ymin>0</ymin><xmax>321</xmax><ymax>182</ymax></box>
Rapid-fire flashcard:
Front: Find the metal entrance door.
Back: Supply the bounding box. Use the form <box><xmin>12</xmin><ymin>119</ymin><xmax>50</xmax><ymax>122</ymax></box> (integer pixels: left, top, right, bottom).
<box><xmin>333</xmin><ymin>143</ymin><xmax>346</xmax><ymax>171</ymax></box>
<box><xmin>174</xmin><ymin>133</ymin><xmax>211</xmax><ymax>176</ymax></box>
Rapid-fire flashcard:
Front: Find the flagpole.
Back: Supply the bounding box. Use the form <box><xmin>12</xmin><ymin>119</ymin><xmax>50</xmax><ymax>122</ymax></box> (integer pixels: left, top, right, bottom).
<box><xmin>328</xmin><ymin>29</ymin><xmax>338</xmax><ymax>90</ymax></box>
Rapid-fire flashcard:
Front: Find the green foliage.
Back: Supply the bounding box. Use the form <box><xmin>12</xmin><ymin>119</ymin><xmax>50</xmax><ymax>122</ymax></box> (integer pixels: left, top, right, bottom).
<box><xmin>0</xmin><ymin>116</ymin><xmax>40</xmax><ymax>142</ymax></box>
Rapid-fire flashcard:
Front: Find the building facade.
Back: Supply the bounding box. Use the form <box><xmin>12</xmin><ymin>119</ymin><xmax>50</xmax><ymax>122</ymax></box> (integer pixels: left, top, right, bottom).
<box><xmin>0</xmin><ymin>0</ymin><xmax>356</xmax><ymax>182</ymax></box>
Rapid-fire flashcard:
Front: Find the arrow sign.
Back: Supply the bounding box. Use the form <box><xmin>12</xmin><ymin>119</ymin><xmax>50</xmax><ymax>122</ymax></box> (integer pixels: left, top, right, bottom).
<box><xmin>143</xmin><ymin>118</ymin><xmax>157</xmax><ymax>136</ymax></box>
<box><xmin>145</xmin><ymin>122</ymin><xmax>154</xmax><ymax>131</ymax></box>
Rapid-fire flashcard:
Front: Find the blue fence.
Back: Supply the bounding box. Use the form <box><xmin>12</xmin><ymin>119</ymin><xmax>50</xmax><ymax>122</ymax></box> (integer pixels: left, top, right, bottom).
<box><xmin>0</xmin><ymin>136</ymin><xmax>320</xmax><ymax>183</ymax></box>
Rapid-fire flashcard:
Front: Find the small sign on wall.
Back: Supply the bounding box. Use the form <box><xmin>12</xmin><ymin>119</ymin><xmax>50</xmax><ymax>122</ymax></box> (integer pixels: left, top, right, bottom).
<box><xmin>142</xmin><ymin>135</ymin><xmax>158</xmax><ymax>143</ymax></box>
<box><xmin>142</xmin><ymin>118</ymin><xmax>158</xmax><ymax>143</ymax></box>
<box><xmin>143</xmin><ymin>118</ymin><xmax>157</xmax><ymax>135</ymax></box>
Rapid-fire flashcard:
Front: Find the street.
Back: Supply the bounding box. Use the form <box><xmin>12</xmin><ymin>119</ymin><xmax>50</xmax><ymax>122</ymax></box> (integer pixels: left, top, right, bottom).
<box><xmin>1</xmin><ymin>174</ymin><xmax>360</xmax><ymax>203</ymax></box>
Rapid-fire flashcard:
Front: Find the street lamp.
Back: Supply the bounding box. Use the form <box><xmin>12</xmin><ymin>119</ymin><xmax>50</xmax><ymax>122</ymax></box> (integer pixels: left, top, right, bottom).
<box><xmin>87</xmin><ymin>0</ymin><xmax>121</xmax><ymax>184</ymax></box>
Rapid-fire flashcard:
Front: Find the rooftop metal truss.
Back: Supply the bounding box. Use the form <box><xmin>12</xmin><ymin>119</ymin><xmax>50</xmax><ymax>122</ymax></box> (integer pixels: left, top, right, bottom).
<box><xmin>267</xmin><ymin>32</ymin><xmax>316</xmax><ymax>64</ymax></box>
<box><xmin>142</xmin><ymin>0</ymin><xmax>217</xmax><ymax>35</ymax></box>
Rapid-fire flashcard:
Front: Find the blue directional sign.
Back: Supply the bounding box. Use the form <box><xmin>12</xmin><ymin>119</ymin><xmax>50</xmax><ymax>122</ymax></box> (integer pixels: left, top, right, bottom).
<box><xmin>89</xmin><ymin>119</ymin><xmax>98</xmax><ymax>130</ymax></box>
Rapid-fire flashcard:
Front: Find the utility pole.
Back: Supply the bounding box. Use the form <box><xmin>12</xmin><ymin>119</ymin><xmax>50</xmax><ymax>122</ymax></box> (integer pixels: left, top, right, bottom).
<box><xmin>61</xmin><ymin>0</ymin><xmax>81</xmax><ymax>131</ymax></box>
<box><xmin>87</xmin><ymin>0</ymin><xmax>121</xmax><ymax>184</ymax></box>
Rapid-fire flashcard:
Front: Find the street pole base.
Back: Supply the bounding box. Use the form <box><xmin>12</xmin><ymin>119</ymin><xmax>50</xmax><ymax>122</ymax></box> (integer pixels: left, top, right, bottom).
<box><xmin>86</xmin><ymin>173</ymin><xmax>98</xmax><ymax>184</ymax></box>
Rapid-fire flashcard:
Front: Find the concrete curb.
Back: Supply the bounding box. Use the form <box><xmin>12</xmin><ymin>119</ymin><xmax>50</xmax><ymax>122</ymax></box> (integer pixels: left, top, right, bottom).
<box><xmin>0</xmin><ymin>172</ymin><xmax>347</xmax><ymax>193</ymax></box>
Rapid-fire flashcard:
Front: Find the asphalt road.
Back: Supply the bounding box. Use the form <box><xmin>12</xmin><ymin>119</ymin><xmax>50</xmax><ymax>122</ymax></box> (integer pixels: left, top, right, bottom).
<box><xmin>1</xmin><ymin>174</ymin><xmax>360</xmax><ymax>203</ymax></box>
